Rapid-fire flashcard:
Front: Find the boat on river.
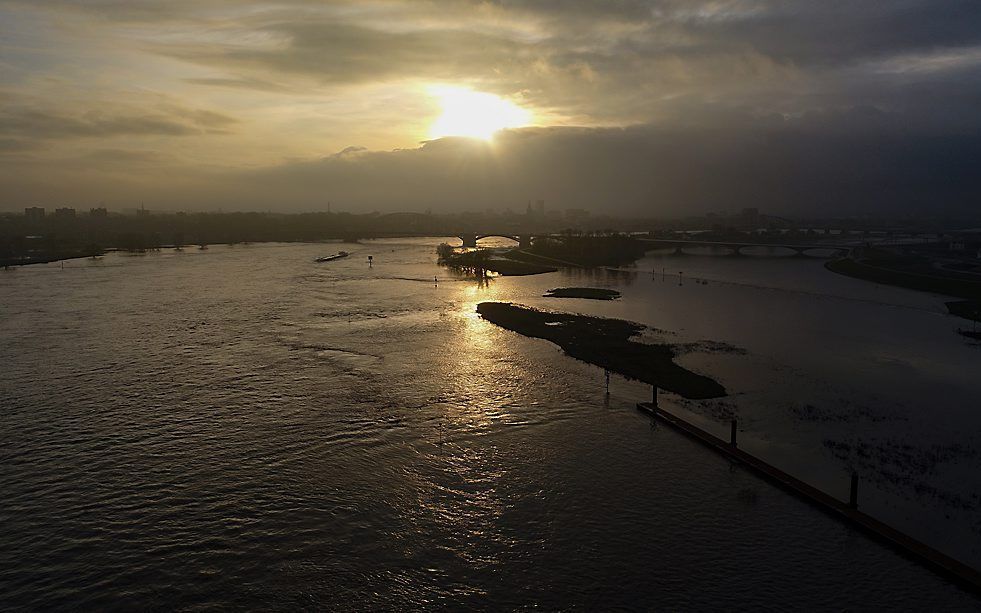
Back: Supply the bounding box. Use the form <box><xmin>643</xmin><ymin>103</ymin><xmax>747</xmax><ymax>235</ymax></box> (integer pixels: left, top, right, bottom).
<box><xmin>315</xmin><ymin>251</ymin><xmax>350</xmax><ymax>263</ymax></box>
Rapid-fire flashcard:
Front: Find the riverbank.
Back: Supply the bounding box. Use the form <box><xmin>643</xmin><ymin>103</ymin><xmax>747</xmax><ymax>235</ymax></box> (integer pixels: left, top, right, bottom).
<box><xmin>826</xmin><ymin>253</ymin><xmax>981</xmax><ymax>300</ymax></box>
<box><xmin>1</xmin><ymin>250</ymin><xmax>102</xmax><ymax>268</ymax></box>
<box><xmin>476</xmin><ymin>302</ymin><xmax>726</xmax><ymax>399</ymax></box>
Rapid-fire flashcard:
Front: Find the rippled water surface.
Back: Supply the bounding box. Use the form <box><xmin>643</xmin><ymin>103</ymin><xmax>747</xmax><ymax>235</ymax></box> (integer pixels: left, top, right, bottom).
<box><xmin>1</xmin><ymin>240</ymin><xmax>979</xmax><ymax>609</ymax></box>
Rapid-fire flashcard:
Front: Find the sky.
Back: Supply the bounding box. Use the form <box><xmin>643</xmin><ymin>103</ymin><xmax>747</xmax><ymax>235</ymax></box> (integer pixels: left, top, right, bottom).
<box><xmin>1</xmin><ymin>0</ymin><xmax>980</xmax><ymax>216</ymax></box>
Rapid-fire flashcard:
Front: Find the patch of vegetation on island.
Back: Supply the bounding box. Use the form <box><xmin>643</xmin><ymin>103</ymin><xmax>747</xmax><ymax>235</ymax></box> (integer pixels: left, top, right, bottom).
<box><xmin>672</xmin><ymin>340</ymin><xmax>747</xmax><ymax>356</ymax></box>
<box><xmin>543</xmin><ymin>287</ymin><xmax>621</xmax><ymax>300</ymax></box>
<box><xmin>485</xmin><ymin>259</ymin><xmax>558</xmax><ymax>276</ymax></box>
<box><xmin>476</xmin><ymin>301</ymin><xmax>726</xmax><ymax>399</ymax></box>
<box><xmin>437</xmin><ymin>243</ymin><xmax>556</xmax><ymax>276</ymax></box>
<box><xmin>508</xmin><ymin>234</ymin><xmax>648</xmax><ymax>268</ymax></box>
<box><xmin>674</xmin><ymin>397</ymin><xmax>739</xmax><ymax>422</ymax></box>
<box><xmin>790</xmin><ymin>400</ymin><xmax>904</xmax><ymax>424</ymax></box>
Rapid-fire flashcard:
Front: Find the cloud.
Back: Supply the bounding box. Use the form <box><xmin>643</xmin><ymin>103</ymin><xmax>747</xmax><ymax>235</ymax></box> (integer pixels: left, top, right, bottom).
<box><xmin>1</xmin><ymin>1</ymin><xmax>980</xmax><ymax>215</ymax></box>
<box><xmin>177</xmin><ymin>109</ymin><xmax>981</xmax><ymax>215</ymax></box>
<box><xmin>2</xmin><ymin>107</ymin><xmax>979</xmax><ymax>215</ymax></box>
<box><xmin>160</xmin><ymin>20</ymin><xmax>529</xmax><ymax>86</ymax></box>
<box><xmin>0</xmin><ymin>105</ymin><xmax>237</xmax><ymax>140</ymax></box>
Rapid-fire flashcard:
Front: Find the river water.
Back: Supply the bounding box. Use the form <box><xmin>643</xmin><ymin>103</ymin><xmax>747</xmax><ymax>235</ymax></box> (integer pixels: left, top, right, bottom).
<box><xmin>1</xmin><ymin>239</ymin><xmax>979</xmax><ymax>610</ymax></box>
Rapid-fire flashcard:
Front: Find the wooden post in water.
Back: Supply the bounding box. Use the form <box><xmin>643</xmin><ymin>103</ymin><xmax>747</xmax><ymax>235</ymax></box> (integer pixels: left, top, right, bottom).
<box><xmin>652</xmin><ymin>385</ymin><xmax>658</xmax><ymax>406</ymax></box>
<box><xmin>730</xmin><ymin>419</ymin><xmax>737</xmax><ymax>447</ymax></box>
<box><xmin>849</xmin><ymin>472</ymin><xmax>859</xmax><ymax>509</ymax></box>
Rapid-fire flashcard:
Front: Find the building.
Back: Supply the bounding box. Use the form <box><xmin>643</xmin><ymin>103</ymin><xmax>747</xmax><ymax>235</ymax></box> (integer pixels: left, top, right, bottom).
<box><xmin>24</xmin><ymin>207</ymin><xmax>45</xmax><ymax>220</ymax></box>
<box><xmin>90</xmin><ymin>207</ymin><xmax>108</xmax><ymax>217</ymax></box>
<box><xmin>54</xmin><ymin>207</ymin><xmax>76</xmax><ymax>218</ymax></box>
<box><xmin>526</xmin><ymin>199</ymin><xmax>547</xmax><ymax>218</ymax></box>
<box><xmin>565</xmin><ymin>208</ymin><xmax>589</xmax><ymax>222</ymax></box>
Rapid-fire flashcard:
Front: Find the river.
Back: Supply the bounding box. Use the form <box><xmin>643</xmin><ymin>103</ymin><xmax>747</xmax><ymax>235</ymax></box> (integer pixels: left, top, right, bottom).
<box><xmin>1</xmin><ymin>239</ymin><xmax>978</xmax><ymax>609</ymax></box>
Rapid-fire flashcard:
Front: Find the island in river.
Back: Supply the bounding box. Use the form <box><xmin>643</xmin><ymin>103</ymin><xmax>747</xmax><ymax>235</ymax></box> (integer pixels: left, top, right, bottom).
<box><xmin>476</xmin><ymin>302</ymin><xmax>726</xmax><ymax>400</ymax></box>
<box><xmin>543</xmin><ymin>287</ymin><xmax>621</xmax><ymax>300</ymax></box>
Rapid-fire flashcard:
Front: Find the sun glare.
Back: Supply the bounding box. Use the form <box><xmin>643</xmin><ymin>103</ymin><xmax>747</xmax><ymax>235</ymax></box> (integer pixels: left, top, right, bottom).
<box><xmin>428</xmin><ymin>86</ymin><xmax>531</xmax><ymax>140</ymax></box>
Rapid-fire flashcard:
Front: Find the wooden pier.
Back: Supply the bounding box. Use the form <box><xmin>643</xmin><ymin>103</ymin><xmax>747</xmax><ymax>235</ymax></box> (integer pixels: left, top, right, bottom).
<box><xmin>636</xmin><ymin>400</ymin><xmax>981</xmax><ymax>594</ymax></box>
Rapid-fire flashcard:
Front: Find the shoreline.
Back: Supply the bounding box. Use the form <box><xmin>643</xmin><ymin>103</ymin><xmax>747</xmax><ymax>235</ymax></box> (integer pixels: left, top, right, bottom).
<box><xmin>826</xmin><ymin>256</ymin><xmax>981</xmax><ymax>300</ymax></box>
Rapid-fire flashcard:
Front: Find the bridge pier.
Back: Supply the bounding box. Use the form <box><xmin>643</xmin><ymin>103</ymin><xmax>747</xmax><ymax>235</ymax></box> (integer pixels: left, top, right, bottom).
<box><xmin>459</xmin><ymin>233</ymin><xmax>477</xmax><ymax>248</ymax></box>
<box><xmin>518</xmin><ymin>234</ymin><xmax>532</xmax><ymax>249</ymax></box>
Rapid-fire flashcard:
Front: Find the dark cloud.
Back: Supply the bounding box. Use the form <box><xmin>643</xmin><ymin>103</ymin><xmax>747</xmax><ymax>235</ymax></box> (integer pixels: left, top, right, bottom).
<box><xmin>163</xmin><ymin>20</ymin><xmax>527</xmax><ymax>86</ymax></box>
<box><xmin>182</xmin><ymin>77</ymin><xmax>288</xmax><ymax>92</ymax></box>
<box><xmin>2</xmin><ymin>108</ymin><xmax>978</xmax><ymax>215</ymax></box>
<box><xmin>688</xmin><ymin>1</ymin><xmax>981</xmax><ymax>67</ymax></box>
<box><xmin>212</xmin><ymin>109</ymin><xmax>981</xmax><ymax>216</ymax></box>
<box><xmin>0</xmin><ymin>106</ymin><xmax>237</xmax><ymax>140</ymax></box>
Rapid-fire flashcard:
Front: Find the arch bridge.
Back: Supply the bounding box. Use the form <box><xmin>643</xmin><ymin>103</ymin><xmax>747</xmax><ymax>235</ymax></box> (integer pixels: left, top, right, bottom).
<box><xmin>457</xmin><ymin>232</ymin><xmax>535</xmax><ymax>249</ymax></box>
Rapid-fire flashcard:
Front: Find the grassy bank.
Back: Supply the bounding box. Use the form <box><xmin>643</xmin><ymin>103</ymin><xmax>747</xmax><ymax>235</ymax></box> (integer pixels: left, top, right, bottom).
<box><xmin>476</xmin><ymin>302</ymin><xmax>726</xmax><ymax>400</ymax></box>
<box><xmin>826</xmin><ymin>257</ymin><xmax>981</xmax><ymax>300</ymax></box>
<box><xmin>1</xmin><ymin>250</ymin><xmax>103</xmax><ymax>267</ymax></box>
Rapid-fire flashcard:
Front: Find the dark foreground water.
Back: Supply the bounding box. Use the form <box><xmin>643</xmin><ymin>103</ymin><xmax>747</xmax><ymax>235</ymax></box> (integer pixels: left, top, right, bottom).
<box><xmin>1</xmin><ymin>240</ymin><xmax>979</xmax><ymax>610</ymax></box>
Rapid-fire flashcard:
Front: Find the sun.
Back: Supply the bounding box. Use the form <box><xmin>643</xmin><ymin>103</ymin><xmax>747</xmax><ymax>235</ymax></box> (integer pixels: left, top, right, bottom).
<box><xmin>428</xmin><ymin>86</ymin><xmax>531</xmax><ymax>140</ymax></box>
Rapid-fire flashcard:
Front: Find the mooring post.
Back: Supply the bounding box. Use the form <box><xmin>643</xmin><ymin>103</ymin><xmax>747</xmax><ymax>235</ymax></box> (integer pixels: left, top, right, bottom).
<box><xmin>730</xmin><ymin>419</ymin><xmax>737</xmax><ymax>447</ymax></box>
<box><xmin>652</xmin><ymin>385</ymin><xmax>658</xmax><ymax>406</ymax></box>
<box><xmin>849</xmin><ymin>472</ymin><xmax>859</xmax><ymax>509</ymax></box>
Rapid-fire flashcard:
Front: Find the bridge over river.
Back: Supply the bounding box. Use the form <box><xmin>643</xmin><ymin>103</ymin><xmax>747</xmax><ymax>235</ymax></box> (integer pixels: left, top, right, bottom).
<box><xmin>455</xmin><ymin>232</ymin><xmax>534</xmax><ymax>248</ymax></box>
<box><xmin>641</xmin><ymin>238</ymin><xmax>854</xmax><ymax>257</ymax></box>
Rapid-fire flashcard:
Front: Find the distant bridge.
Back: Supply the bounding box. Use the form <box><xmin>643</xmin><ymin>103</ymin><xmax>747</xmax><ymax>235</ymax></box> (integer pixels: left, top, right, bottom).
<box><xmin>456</xmin><ymin>232</ymin><xmax>536</xmax><ymax>248</ymax></box>
<box><xmin>641</xmin><ymin>238</ymin><xmax>854</xmax><ymax>258</ymax></box>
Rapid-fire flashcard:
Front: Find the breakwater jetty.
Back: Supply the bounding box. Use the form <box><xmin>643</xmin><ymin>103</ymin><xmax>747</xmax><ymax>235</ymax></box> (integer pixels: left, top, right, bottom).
<box><xmin>636</xmin><ymin>397</ymin><xmax>981</xmax><ymax>594</ymax></box>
